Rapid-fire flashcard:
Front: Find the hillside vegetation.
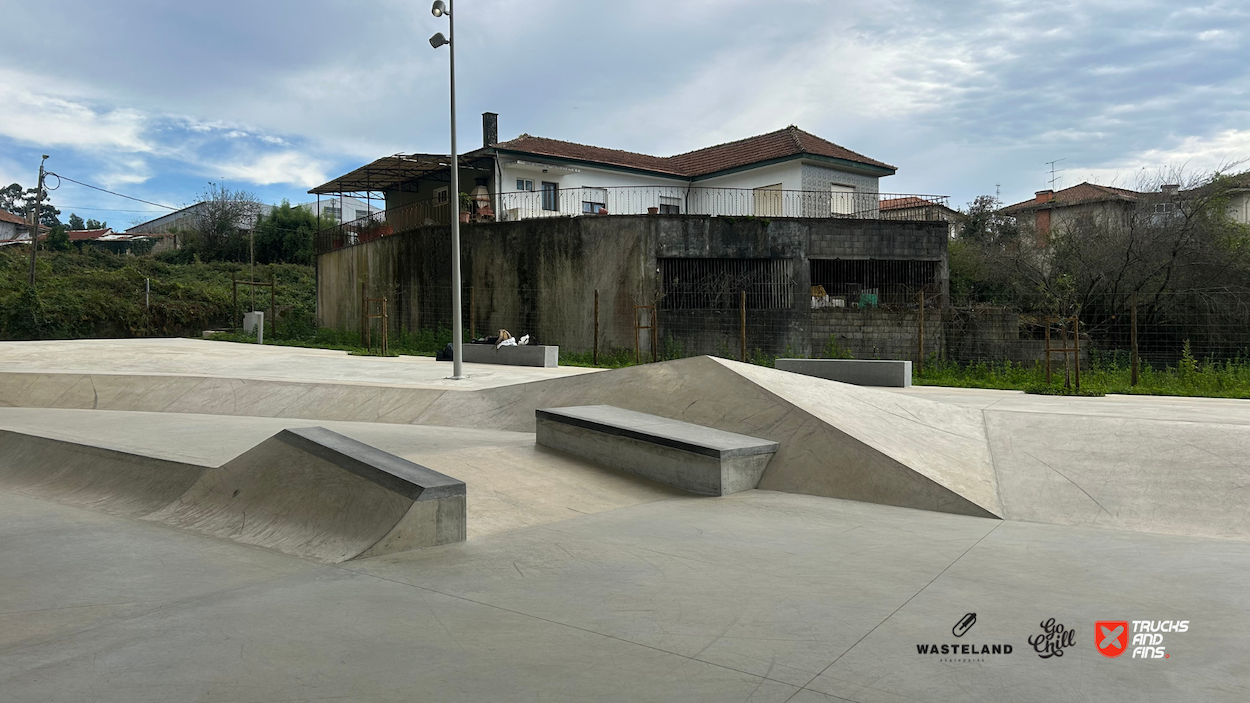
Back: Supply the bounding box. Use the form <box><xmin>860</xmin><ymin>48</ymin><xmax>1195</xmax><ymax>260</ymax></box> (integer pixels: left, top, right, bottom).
<box><xmin>0</xmin><ymin>248</ymin><xmax>316</xmax><ymax>340</ymax></box>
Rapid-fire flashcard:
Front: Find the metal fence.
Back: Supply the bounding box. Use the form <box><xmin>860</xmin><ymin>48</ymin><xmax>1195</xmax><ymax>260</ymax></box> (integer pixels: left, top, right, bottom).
<box><xmin>335</xmin><ymin>282</ymin><xmax>1250</xmax><ymax>375</ymax></box>
<box><xmin>314</xmin><ymin>187</ymin><xmax>952</xmax><ymax>255</ymax></box>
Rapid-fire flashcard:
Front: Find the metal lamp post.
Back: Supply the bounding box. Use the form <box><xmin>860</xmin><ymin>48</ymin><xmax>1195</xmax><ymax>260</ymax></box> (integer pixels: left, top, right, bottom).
<box><xmin>430</xmin><ymin>0</ymin><xmax>465</xmax><ymax>380</ymax></box>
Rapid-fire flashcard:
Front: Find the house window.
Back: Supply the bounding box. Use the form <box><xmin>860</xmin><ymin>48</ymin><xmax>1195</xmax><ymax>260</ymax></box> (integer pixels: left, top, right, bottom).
<box><xmin>831</xmin><ymin>184</ymin><xmax>856</xmax><ymax>215</ymax></box>
<box><xmin>516</xmin><ymin>179</ymin><xmax>534</xmax><ymax>192</ymax></box>
<box><xmin>434</xmin><ymin>187</ymin><xmax>449</xmax><ymax>206</ymax></box>
<box><xmin>355</xmin><ymin>209</ymin><xmax>370</xmax><ymax>221</ymax></box>
<box><xmin>582</xmin><ymin>187</ymin><xmax>608</xmax><ymax>214</ymax></box>
<box><xmin>541</xmin><ymin>182</ymin><xmax>559</xmax><ymax>211</ymax></box>
<box><xmin>659</xmin><ymin>196</ymin><xmax>681</xmax><ymax>215</ymax></box>
<box><xmin>324</xmin><ymin>205</ymin><xmax>341</xmax><ymax>222</ymax></box>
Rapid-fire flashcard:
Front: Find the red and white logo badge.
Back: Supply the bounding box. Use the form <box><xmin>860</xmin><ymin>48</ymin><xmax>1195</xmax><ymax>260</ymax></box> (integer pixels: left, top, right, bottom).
<box><xmin>1096</xmin><ymin>621</ymin><xmax>1129</xmax><ymax>658</ymax></box>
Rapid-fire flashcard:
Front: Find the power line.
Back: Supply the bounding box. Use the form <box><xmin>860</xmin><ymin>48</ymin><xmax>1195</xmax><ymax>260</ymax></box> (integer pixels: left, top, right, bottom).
<box><xmin>48</xmin><ymin>173</ymin><xmax>179</xmax><ymax>211</ymax></box>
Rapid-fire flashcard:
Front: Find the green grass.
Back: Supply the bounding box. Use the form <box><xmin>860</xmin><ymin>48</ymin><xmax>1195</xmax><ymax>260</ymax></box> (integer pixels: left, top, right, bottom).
<box><xmin>915</xmin><ymin>356</ymin><xmax>1250</xmax><ymax>398</ymax></box>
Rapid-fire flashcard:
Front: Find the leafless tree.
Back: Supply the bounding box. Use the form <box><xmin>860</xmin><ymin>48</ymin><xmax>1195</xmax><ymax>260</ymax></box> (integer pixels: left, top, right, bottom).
<box><xmin>184</xmin><ymin>182</ymin><xmax>263</xmax><ymax>262</ymax></box>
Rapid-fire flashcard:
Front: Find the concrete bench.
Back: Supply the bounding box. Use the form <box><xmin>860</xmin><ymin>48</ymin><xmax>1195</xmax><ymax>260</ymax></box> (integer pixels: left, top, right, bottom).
<box><xmin>461</xmin><ymin>344</ymin><xmax>559</xmax><ymax>368</ymax></box>
<box><xmin>535</xmin><ymin>405</ymin><xmax>778</xmax><ymax>496</ymax></box>
<box><xmin>775</xmin><ymin>358</ymin><xmax>912</xmax><ymax>388</ymax></box>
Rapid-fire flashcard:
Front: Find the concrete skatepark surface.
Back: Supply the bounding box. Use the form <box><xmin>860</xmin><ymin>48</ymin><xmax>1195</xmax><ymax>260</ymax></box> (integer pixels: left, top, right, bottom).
<box><xmin>0</xmin><ymin>339</ymin><xmax>1248</xmax><ymax>701</ymax></box>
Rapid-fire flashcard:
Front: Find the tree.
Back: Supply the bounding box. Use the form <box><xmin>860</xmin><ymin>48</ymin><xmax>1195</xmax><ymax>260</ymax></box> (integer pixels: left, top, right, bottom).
<box><xmin>85</xmin><ymin>218</ymin><xmax>106</xmax><ymax>230</ymax></box>
<box><xmin>67</xmin><ymin>213</ymin><xmax>86</xmax><ymax>230</ymax></box>
<box><xmin>43</xmin><ymin>225</ymin><xmax>72</xmax><ymax>251</ymax></box>
<box><xmin>183</xmin><ymin>182</ymin><xmax>262</xmax><ymax>262</ymax></box>
<box><xmin>252</xmin><ymin>200</ymin><xmax>318</xmax><ymax>265</ymax></box>
<box><xmin>0</xmin><ymin>182</ymin><xmax>61</xmax><ymax>227</ymax></box>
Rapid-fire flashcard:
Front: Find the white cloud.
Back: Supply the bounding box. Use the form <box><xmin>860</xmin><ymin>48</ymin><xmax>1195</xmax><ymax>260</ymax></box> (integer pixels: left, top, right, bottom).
<box><xmin>1077</xmin><ymin>129</ymin><xmax>1250</xmax><ymax>186</ymax></box>
<box><xmin>213</xmin><ymin>151</ymin><xmax>329</xmax><ymax>187</ymax></box>
<box><xmin>0</xmin><ymin>69</ymin><xmax>150</xmax><ymax>153</ymax></box>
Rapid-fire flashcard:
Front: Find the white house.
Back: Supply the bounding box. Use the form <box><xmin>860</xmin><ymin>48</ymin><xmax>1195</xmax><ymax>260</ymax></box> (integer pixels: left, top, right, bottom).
<box><xmin>296</xmin><ymin>196</ymin><xmax>381</xmax><ymax>225</ymax></box>
<box><xmin>309</xmin><ymin>114</ymin><xmax>948</xmax><ymax>235</ymax></box>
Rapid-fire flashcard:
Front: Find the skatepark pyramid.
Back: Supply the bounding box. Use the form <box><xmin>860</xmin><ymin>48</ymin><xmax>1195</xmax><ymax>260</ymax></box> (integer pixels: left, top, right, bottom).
<box><xmin>416</xmin><ymin>356</ymin><xmax>1002</xmax><ymax>519</ymax></box>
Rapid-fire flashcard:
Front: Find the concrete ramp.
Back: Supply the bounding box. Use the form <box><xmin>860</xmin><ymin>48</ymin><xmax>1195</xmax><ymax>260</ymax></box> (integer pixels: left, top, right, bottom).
<box><xmin>147</xmin><ymin>428</ymin><xmax>465</xmax><ymax>562</ymax></box>
<box><xmin>0</xmin><ymin>429</ymin><xmax>205</xmax><ymax>517</ymax></box>
<box><xmin>0</xmin><ymin>426</ymin><xmax>465</xmax><ymax>562</ymax></box>
<box><xmin>420</xmin><ymin>356</ymin><xmax>1000</xmax><ymax>519</ymax></box>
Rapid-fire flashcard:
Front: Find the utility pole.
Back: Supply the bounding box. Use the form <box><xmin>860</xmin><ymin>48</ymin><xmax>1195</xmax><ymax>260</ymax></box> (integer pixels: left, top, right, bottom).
<box><xmin>28</xmin><ymin>155</ymin><xmax>49</xmax><ymax>287</ymax></box>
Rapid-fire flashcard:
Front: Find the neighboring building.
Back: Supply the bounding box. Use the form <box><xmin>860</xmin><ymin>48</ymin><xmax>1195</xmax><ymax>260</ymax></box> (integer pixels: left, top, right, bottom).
<box><xmin>128</xmin><ymin>202</ymin><xmax>272</xmax><ymax>235</ymax></box>
<box><xmin>308</xmin><ymin>113</ymin><xmax>950</xmax><ymax>233</ymax></box>
<box><xmin>880</xmin><ymin>196</ymin><xmax>964</xmax><ymax>238</ymax></box>
<box><xmin>310</xmin><ymin>114</ymin><xmax>954</xmax><ymax>361</ymax></box>
<box><xmin>1000</xmin><ymin>183</ymin><xmax>1139</xmax><ymax>245</ymax></box>
<box><xmin>67</xmin><ymin>227</ymin><xmax>176</xmax><ymax>254</ymax></box>
<box><xmin>0</xmin><ymin>209</ymin><xmax>47</xmax><ymax>246</ymax></box>
<box><xmin>296</xmin><ymin>196</ymin><xmax>381</xmax><ymax>226</ymax></box>
<box><xmin>1003</xmin><ymin>178</ymin><xmax>1250</xmax><ymax>245</ymax></box>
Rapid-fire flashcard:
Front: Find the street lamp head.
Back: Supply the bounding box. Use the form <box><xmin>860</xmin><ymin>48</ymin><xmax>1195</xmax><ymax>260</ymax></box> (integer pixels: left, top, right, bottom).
<box><xmin>431</xmin><ymin>1</ymin><xmax>448</xmax><ymax>17</ymax></box>
<box><xmin>429</xmin><ymin>32</ymin><xmax>449</xmax><ymax>48</ymax></box>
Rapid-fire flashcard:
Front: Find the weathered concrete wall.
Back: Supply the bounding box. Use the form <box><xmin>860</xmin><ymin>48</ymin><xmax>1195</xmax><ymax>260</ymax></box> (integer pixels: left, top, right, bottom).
<box><xmin>317</xmin><ymin>215</ymin><xmax>948</xmax><ymax>357</ymax></box>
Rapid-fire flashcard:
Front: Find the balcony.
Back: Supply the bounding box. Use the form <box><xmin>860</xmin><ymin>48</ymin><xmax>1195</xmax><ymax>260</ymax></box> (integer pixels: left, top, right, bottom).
<box><xmin>315</xmin><ymin>186</ymin><xmax>951</xmax><ymax>255</ymax></box>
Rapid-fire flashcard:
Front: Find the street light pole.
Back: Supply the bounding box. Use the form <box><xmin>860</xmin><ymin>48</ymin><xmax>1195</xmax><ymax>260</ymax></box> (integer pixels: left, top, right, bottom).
<box><xmin>431</xmin><ymin>0</ymin><xmax>464</xmax><ymax>379</ymax></box>
<box><xmin>27</xmin><ymin>155</ymin><xmax>48</xmax><ymax>287</ymax></box>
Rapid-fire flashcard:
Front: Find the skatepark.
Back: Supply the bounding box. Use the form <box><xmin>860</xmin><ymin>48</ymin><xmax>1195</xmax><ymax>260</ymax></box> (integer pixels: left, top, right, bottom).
<box><xmin>1</xmin><ymin>338</ymin><xmax>1247</xmax><ymax>702</ymax></box>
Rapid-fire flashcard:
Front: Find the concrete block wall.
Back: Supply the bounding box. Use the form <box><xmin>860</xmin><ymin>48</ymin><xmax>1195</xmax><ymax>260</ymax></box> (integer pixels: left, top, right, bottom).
<box><xmin>810</xmin><ymin>308</ymin><xmax>944</xmax><ymax>361</ymax></box>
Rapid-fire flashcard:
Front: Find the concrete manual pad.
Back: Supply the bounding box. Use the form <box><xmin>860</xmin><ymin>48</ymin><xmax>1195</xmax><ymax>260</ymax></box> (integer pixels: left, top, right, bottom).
<box><xmin>776</xmin><ymin>358</ymin><xmax>913</xmax><ymax>387</ymax></box>
<box><xmin>537</xmin><ymin>405</ymin><xmax>778</xmax><ymax>495</ymax></box>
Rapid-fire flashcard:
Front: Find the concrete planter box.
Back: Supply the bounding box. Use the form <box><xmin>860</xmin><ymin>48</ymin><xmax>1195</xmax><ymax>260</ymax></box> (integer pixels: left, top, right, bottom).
<box><xmin>776</xmin><ymin>358</ymin><xmax>912</xmax><ymax>387</ymax></box>
<box><xmin>461</xmin><ymin>344</ymin><xmax>558</xmax><ymax>368</ymax></box>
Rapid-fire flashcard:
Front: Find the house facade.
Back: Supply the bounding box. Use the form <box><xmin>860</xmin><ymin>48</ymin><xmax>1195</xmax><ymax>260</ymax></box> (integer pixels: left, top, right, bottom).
<box><xmin>308</xmin><ymin>114</ymin><xmax>950</xmax><ymax>241</ymax></box>
<box><xmin>0</xmin><ymin>209</ymin><xmax>46</xmax><ymax>246</ymax></box>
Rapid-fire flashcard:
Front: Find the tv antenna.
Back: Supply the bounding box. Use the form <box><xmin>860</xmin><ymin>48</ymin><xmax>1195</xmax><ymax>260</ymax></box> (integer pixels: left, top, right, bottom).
<box><xmin>1045</xmin><ymin>159</ymin><xmax>1066</xmax><ymax>190</ymax></box>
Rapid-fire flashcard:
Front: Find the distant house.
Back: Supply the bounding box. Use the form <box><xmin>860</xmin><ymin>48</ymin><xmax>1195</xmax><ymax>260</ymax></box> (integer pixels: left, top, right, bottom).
<box><xmin>128</xmin><ymin>202</ymin><xmax>272</xmax><ymax>236</ymax></box>
<box><xmin>1001</xmin><ymin>183</ymin><xmax>1142</xmax><ymax>245</ymax></box>
<box><xmin>0</xmin><ymin>209</ymin><xmax>47</xmax><ymax>246</ymax></box>
<box><xmin>880</xmin><ymin>196</ymin><xmax>964</xmax><ymax>237</ymax></box>
<box><xmin>68</xmin><ymin>227</ymin><xmax>176</xmax><ymax>254</ymax></box>
<box><xmin>308</xmin><ymin>114</ymin><xmax>951</xmax><ymax>232</ymax></box>
<box><xmin>296</xmin><ymin>196</ymin><xmax>381</xmax><ymax>226</ymax></box>
<box><xmin>1002</xmin><ymin>179</ymin><xmax>1250</xmax><ymax>245</ymax></box>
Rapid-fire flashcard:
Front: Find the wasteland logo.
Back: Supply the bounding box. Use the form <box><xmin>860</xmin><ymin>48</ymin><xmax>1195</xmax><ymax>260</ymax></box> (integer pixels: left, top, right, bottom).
<box><xmin>915</xmin><ymin>614</ymin><xmax>1013</xmax><ymax>662</ymax></box>
<box><xmin>1028</xmin><ymin>618</ymin><xmax>1077</xmax><ymax>658</ymax></box>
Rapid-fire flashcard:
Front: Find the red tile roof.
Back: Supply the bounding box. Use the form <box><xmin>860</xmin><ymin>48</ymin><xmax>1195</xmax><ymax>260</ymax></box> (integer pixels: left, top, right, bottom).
<box><xmin>494</xmin><ymin>126</ymin><xmax>894</xmax><ymax>178</ymax></box>
<box><xmin>0</xmin><ymin>209</ymin><xmax>29</xmax><ymax>226</ymax></box>
<box><xmin>68</xmin><ymin>228</ymin><xmax>112</xmax><ymax>241</ymax></box>
<box><xmin>1002</xmin><ymin>182</ymin><xmax>1139</xmax><ymax>213</ymax></box>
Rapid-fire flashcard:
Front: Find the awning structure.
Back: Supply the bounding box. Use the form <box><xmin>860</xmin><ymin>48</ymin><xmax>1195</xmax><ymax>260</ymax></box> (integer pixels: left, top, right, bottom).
<box><xmin>308</xmin><ymin>151</ymin><xmax>495</xmax><ymax>195</ymax></box>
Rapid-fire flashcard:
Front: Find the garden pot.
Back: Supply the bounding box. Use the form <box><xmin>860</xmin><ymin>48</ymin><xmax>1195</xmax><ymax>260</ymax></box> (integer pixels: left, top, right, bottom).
<box><xmin>647</xmin><ymin>207</ymin><xmax>659</xmax><ymax>215</ymax></box>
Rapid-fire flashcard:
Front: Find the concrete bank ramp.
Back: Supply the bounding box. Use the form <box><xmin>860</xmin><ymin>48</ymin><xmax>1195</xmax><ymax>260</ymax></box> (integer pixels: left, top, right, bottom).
<box><xmin>0</xmin><ymin>427</ymin><xmax>465</xmax><ymax>562</ymax></box>
<box><xmin>422</xmin><ymin>356</ymin><xmax>1001</xmax><ymax>519</ymax></box>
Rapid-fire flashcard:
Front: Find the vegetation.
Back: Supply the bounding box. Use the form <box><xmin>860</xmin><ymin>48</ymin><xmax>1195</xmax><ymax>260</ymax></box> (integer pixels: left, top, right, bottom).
<box><xmin>0</xmin><ymin>247</ymin><xmax>315</xmax><ymax>340</ymax></box>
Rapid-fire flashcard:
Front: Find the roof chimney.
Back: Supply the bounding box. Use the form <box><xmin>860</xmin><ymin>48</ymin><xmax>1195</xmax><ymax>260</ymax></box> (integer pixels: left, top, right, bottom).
<box><xmin>482</xmin><ymin>112</ymin><xmax>498</xmax><ymax>147</ymax></box>
<box><xmin>1161</xmin><ymin>184</ymin><xmax>1179</xmax><ymax>195</ymax></box>
<box><xmin>1035</xmin><ymin>190</ymin><xmax>1054</xmax><ymax>204</ymax></box>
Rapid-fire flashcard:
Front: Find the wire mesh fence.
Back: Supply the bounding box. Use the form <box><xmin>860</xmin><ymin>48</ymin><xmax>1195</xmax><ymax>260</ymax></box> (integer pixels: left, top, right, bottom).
<box><xmin>335</xmin><ymin>283</ymin><xmax>1250</xmax><ymax>381</ymax></box>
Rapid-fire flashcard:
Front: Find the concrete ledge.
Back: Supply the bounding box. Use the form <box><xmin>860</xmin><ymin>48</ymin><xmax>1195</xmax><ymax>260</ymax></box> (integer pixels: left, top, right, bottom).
<box><xmin>461</xmin><ymin>344</ymin><xmax>558</xmax><ymax>368</ymax></box>
<box><xmin>535</xmin><ymin>405</ymin><xmax>778</xmax><ymax>496</ymax></box>
<box><xmin>776</xmin><ymin>358</ymin><xmax>913</xmax><ymax>388</ymax></box>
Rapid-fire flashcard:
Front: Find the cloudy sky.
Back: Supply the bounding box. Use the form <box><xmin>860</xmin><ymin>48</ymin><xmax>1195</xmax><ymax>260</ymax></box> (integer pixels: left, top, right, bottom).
<box><xmin>1</xmin><ymin>0</ymin><xmax>1247</xmax><ymax>227</ymax></box>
